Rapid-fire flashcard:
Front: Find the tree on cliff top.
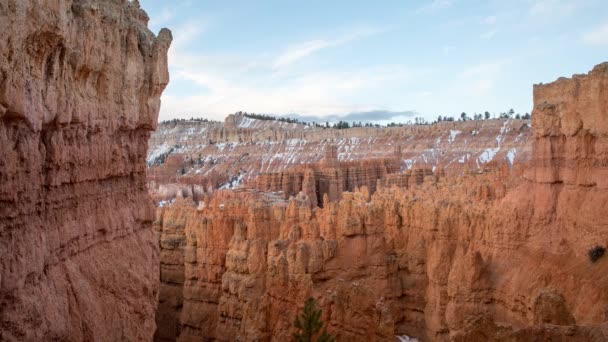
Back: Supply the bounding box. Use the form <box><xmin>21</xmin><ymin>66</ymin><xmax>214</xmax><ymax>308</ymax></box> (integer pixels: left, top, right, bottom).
<box><xmin>293</xmin><ymin>298</ymin><xmax>335</xmax><ymax>342</ymax></box>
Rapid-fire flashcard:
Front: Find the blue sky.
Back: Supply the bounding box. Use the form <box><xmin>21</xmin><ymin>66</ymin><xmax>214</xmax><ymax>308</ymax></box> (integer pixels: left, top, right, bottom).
<box><xmin>139</xmin><ymin>0</ymin><xmax>608</xmax><ymax>123</ymax></box>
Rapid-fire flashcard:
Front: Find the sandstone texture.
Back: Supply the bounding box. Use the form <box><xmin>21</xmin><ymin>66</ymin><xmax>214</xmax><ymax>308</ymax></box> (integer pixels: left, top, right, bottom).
<box><xmin>0</xmin><ymin>1</ymin><xmax>171</xmax><ymax>341</ymax></box>
<box><xmin>155</xmin><ymin>64</ymin><xmax>608</xmax><ymax>341</ymax></box>
<box><xmin>148</xmin><ymin>115</ymin><xmax>531</xmax><ymax>202</ymax></box>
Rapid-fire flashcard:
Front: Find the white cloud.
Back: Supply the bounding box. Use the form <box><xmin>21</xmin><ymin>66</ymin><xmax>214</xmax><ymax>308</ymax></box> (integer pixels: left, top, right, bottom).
<box><xmin>273</xmin><ymin>40</ymin><xmax>334</xmax><ymax>68</ymax></box>
<box><xmin>273</xmin><ymin>27</ymin><xmax>388</xmax><ymax>68</ymax></box>
<box><xmin>157</xmin><ymin>23</ymin><xmax>407</xmax><ymax>120</ymax></box>
<box><xmin>148</xmin><ymin>7</ymin><xmax>175</xmax><ymax>30</ymax></box>
<box><xmin>160</xmin><ymin>65</ymin><xmax>414</xmax><ymax>120</ymax></box>
<box><xmin>483</xmin><ymin>15</ymin><xmax>497</xmax><ymax>25</ymax></box>
<box><xmin>527</xmin><ymin>0</ymin><xmax>576</xmax><ymax>17</ymax></box>
<box><xmin>480</xmin><ymin>29</ymin><xmax>499</xmax><ymax>39</ymax></box>
<box><xmin>455</xmin><ymin>60</ymin><xmax>510</xmax><ymax>97</ymax></box>
<box><xmin>416</xmin><ymin>0</ymin><xmax>456</xmax><ymax>14</ymax></box>
<box><xmin>459</xmin><ymin>60</ymin><xmax>508</xmax><ymax>79</ymax></box>
<box><xmin>583</xmin><ymin>23</ymin><xmax>608</xmax><ymax>45</ymax></box>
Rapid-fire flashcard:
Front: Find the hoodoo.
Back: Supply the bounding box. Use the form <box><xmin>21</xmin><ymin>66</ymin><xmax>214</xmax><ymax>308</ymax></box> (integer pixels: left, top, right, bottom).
<box><xmin>2</xmin><ymin>0</ymin><xmax>607</xmax><ymax>341</ymax></box>
<box><xmin>0</xmin><ymin>1</ymin><xmax>171</xmax><ymax>340</ymax></box>
<box><xmin>153</xmin><ymin>64</ymin><xmax>608</xmax><ymax>341</ymax></box>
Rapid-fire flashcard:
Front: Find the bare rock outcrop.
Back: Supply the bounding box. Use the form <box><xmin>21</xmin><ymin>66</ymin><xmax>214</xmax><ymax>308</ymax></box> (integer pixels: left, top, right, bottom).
<box><xmin>155</xmin><ymin>63</ymin><xmax>608</xmax><ymax>341</ymax></box>
<box><xmin>0</xmin><ymin>1</ymin><xmax>171</xmax><ymax>340</ymax></box>
<box><xmin>148</xmin><ymin>117</ymin><xmax>531</xmax><ymax>203</ymax></box>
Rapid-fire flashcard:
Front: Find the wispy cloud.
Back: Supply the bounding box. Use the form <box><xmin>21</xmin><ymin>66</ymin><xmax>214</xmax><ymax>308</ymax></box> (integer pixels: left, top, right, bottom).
<box><xmin>480</xmin><ymin>29</ymin><xmax>499</xmax><ymax>39</ymax></box>
<box><xmin>457</xmin><ymin>60</ymin><xmax>510</xmax><ymax>96</ymax></box>
<box><xmin>273</xmin><ymin>40</ymin><xmax>335</xmax><ymax>68</ymax></box>
<box><xmin>416</xmin><ymin>0</ymin><xmax>456</xmax><ymax>14</ymax></box>
<box><xmin>483</xmin><ymin>15</ymin><xmax>497</xmax><ymax>25</ymax></box>
<box><xmin>156</xmin><ymin>21</ymin><xmax>412</xmax><ymax>121</ymax></box>
<box><xmin>459</xmin><ymin>60</ymin><xmax>508</xmax><ymax>78</ymax></box>
<box><xmin>527</xmin><ymin>0</ymin><xmax>577</xmax><ymax>18</ymax></box>
<box><xmin>161</xmin><ymin>63</ymin><xmax>415</xmax><ymax>120</ymax></box>
<box><xmin>279</xmin><ymin>110</ymin><xmax>417</xmax><ymax>123</ymax></box>
<box><xmin>273</xmin><ymin>27</ymin><xmax>388</xmax><ymax>68</ymax></box>
<box><xmin>148</xmin><ymin>7</ymin><xmax>175</xmax><ymax>30</ymax></box>
<box><xmin>583</xmin><ymin>23</ymin><xmax>608</xmax><ymax>45</ymax></box>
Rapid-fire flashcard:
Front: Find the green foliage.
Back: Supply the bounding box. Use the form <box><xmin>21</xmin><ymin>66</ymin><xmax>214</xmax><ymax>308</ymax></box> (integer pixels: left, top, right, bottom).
<box><xmin>293</xmin><ymin>298</ymin><xmax>335</xmax><ymax>342</ymax></box>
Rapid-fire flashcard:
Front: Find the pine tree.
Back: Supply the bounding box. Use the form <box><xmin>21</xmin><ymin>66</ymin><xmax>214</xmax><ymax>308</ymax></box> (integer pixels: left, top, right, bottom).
<box><xmin>293</xmin><ymin>298</ymin><xmax>335</xmax><ymax>342</ymax></box>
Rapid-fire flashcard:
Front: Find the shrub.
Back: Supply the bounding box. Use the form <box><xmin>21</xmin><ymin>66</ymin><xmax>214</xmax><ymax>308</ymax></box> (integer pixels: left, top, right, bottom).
<box><xmin>293</xmin><ymin>298</ymin><xmax>335</xmax><ymax>342</ymax></box>
<box><xmin>588</xmin><ymin>245</ymin><xmax>606</xmax><ymax>263</ymax></box>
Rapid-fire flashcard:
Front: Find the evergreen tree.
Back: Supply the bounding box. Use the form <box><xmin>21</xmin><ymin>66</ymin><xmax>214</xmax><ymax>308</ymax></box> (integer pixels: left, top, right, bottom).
<box><xmin>293</xmin><ymin>298</ymin><xmax>335</xmax><ymax>342</ymax></box>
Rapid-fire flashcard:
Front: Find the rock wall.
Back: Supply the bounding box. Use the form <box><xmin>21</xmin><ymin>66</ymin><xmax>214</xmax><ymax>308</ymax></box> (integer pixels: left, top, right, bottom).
<box><xmin>254</xmin><ymin>157</ymin><xmax>401</xmax><ymax>207</ymax></box>
<box><xmin>148</xmin><ymin>117</ymin><xmax>531</xmax><ymax>202</ymax></box>
<box><xmin>0</xmin><ymin>1</ymin><xmax>171</xmax><ymax>341</ymax></box>
<box><xmin>155</xmin><ymin>63</ymin><xmax>608</xmax><ymax>341</ymax></box>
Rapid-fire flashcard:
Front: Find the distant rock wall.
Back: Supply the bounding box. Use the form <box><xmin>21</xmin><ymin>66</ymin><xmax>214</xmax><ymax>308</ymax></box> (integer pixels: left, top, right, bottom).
<box><xmin>155</xmin><ymin>63</ymin><xmax>608</xmax><ymax>341</ymax></box>
<box><xmin>254</xmin><ymin>157</ymin><xmax>402</xmax><ymax>207</ymax></box>
<box><xmin>148</xmin><ymin>117</ymin><xmax>532</xmax><ymax>202</ymax></box>
<box><xmin>0</xmin><ymin>1</ymin><xmax>171</xmax><ymax>340</ymax></box>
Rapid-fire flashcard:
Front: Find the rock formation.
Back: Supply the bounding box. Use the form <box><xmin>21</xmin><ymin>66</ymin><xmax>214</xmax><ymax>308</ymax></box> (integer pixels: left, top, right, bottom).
<box><xmin>155</xmin><ymin>63</ymin><xmax>608</xmax><ymax>341</ymax></box>
<box><xmin>0</xmin><ymin>1</ymin><xmax>171</xmax><ymax>340</ymax></box>
<box><xmin>253</xmin><ymin>157</ymin><xmax>401</xmax><ymax>207</ymax></box>
<box><xmin>147</xmin><ymin>116</ymin><xmax>531</xmax><ymax>202</ymax></box>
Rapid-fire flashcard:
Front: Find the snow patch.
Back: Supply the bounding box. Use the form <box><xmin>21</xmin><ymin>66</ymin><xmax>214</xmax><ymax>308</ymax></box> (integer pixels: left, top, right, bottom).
<box><xmin>448</xmin><ymin>130</ymin><xmax>461</xmax><ymax>144</ymax></box>
<box><xmin>220</xmin><ymin>172</ymin><xmax>246</xmax><ymax>190</ymax></box>
<box><xmin>506</xmin><ymin>148</ymin><xmax>517</xmax><ymax>165</ymax></box>
<box><xmin>238</xmin><ymin>116</ymin><xmax>256</xmax><ymax>128</ymax></box>
<box><xmin>404</xmin><ymin>159</ymin><xmax>413</xmax><ymax>170</ymax></box>
<box><xmin>478</xmin><ymin>148</ymin><xmax>499</xmax><ymax>163</ymax></box>
<box><xmin>147</xmin><ymin>143</ymin><xmax>173</xmax><ymax>165</ymax></box>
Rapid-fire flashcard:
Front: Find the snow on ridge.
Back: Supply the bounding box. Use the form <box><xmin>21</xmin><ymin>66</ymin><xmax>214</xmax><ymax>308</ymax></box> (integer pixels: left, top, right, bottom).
<box><xmin>506</xmin><ymin>148</ymin><xmax>517</xmax><ymax>165</ymax></box>
<box><xmin>448</xmin><ymin>130</ymin><xmax>461</xmax><ymax>144</ymax></box>
<box><xmin>220</xmin><ymin>173</ymin><xmax>247</xmax><ymax>190</ymax></box>
<box><xmin>404</xmin><ymin>159</ymin><xmax>413</xmax><ymax>170</ymax></box>
<box><xmin>458</xmin><ymin>153</ymin><xmax>470</xmax><ymax>164</ymax></box>
<box><xmin>479</xmin><ymin>147</ymin><xmax>499</xmax><ymax>163</ymax></box>
<box><xmin>147</xmin><ymin>143</ymin><xmax>172</xmax><ymax>165</ymax></box>
<box><xmin>238</xmin><ymin>116</ymin><xmax>256</xmax><ymax>128</ymax></box>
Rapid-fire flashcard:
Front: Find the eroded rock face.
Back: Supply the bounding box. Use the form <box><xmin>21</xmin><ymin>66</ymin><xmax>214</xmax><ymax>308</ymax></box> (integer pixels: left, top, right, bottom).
<box><xmin>0</xmin><ymin>1</ymin><xmax>171</xmax><ymax>340</ymax></box>
<box><xmin>155</xmin><ymin>63</ymin><xmax>608</xmax><ymax>341</ymax></box>
<box><xmin>147</xmin><ymin>116</ymin><xmax>532</xmax><ymax>202</ymax></box>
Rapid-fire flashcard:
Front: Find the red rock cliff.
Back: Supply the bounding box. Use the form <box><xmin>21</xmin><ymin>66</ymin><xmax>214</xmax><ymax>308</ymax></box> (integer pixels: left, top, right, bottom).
<box><xmin>155</xmin><ymin>63</ymin><xmax>608</xmax><ymax>341</ymax></box>
<box><xmin>0</xmin><ymin>1</ymin><xmax>171</xmax><ymax>340</ymax></box>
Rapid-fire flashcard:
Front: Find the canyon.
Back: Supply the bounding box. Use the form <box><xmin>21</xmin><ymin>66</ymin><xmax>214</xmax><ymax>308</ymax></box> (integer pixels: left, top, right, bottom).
<box><xmin>1</xmin><ymin>0</ymin><xmax>607</xmax><ymax>341</ymax></box>
<box><xmin>152</xmin><ymin>64</ymin><xmax>608</xmax><ymax>341</ymax></box>
<box><xmin>147</xmin><ymin>115</ymin><xmax>531</xmax><ymax>204</ymax></box>
<box><xmin>0</xmin><ymin>0</ymin><xmax>170</xmax><ymax>340</ymax></box>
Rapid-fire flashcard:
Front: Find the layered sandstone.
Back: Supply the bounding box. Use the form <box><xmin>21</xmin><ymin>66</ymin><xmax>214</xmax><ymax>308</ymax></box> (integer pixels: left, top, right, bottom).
<box><xmin>148</xmin><ymin>116</ymin><xmax>531</xmax><ymax>202</ymax></box>
<box><xmin>155</xmin><ymin>63</ymin><xmax>608</xmax><ymax>341</ymax></box>
<box><xmin>254</xmin><ymin>156</ymin><xmax>402</xmax><ymax>207</ymax></box>
<box><xmin>0</xmin><ymin>1</ymin><xmax>171</xmax><ymax>341</ymax></box>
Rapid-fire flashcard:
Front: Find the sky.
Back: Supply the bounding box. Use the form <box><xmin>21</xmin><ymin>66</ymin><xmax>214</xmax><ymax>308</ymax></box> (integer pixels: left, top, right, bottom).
<box><xmin>139</xmin><ymin>0</ymin><xmax>608</xmax><ymax>123</ymax></box>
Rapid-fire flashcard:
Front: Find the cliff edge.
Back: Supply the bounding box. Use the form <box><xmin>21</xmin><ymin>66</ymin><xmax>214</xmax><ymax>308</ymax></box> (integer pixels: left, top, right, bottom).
<box><xmin>0</xmin><ymin>1</ymin><xmax>171</xmax><ymax>340</ymax></box>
